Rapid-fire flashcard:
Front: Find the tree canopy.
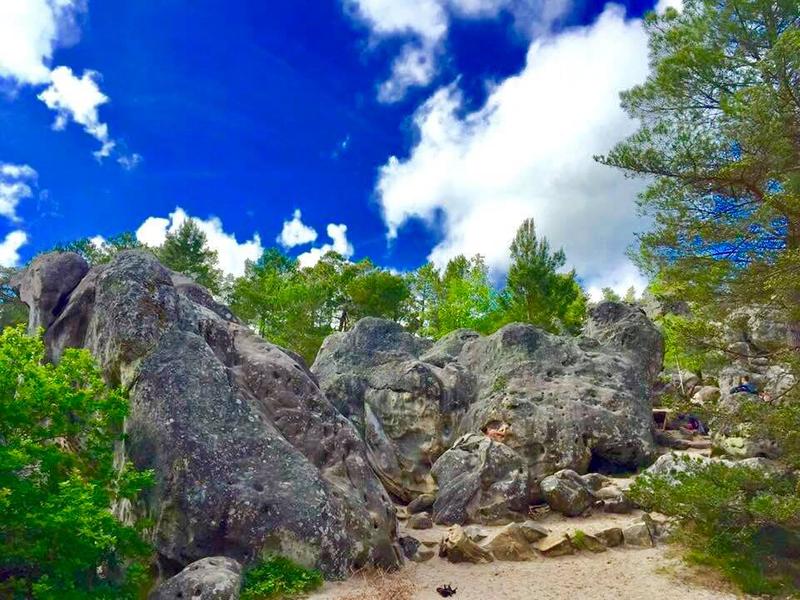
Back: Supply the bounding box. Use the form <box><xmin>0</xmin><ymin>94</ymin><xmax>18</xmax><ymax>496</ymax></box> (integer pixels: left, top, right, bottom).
<box><xmin>0</xmin><ymin>327</ymin><xmax>152</xmax><ymax>598</ymax></box>
<box><xmin>157</xmin><ymin>221</ymin><xmax>223</xmax><ymax>294</ymax></box>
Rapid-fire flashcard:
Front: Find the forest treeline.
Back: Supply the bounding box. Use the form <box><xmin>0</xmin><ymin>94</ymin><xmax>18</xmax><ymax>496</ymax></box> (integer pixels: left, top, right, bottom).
<box><xmin>44</xmin><ymin>217</ymin><xmax>588</xmax><ymax>364</ymax></box>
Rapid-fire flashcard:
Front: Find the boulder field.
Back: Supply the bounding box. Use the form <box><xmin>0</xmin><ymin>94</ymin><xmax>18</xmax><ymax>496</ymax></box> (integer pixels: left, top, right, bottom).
<box><xmin>14</xmin><ymin>251</ymin><xmax>664</xmax><ymax>589</ymax></box>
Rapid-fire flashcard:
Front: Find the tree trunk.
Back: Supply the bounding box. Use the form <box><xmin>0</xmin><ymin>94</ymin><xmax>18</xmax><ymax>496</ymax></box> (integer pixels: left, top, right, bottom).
<box><xmin>786</xmin><ymin>218</ymin><xmax>800</xmax><ymax>351</ymax></box>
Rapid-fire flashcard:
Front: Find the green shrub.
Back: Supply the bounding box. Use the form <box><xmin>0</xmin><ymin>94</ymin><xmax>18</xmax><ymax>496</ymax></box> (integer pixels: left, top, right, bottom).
<box><xmin>0</xmin><ymin>326</ymin><xmax>153</xmax><ymax>599</ymax></box>
<box><xmin>629</xmin><ymin>457</ymin><xmax>800</xmax><ymax>595</ymax></box>
<box><xmin>240</xmin><ymin>556</ymin><xmax>323</xmax><ymax>600</ymax></box>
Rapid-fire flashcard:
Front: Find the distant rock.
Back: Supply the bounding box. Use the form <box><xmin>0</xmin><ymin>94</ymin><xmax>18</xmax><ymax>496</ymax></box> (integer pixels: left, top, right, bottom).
<box><xmin>438</xmin><ymin>526</ymin><xmax>494</xmax><ymax>564</ymax></box>
<box><xmin>148</xmin><ymin>557</ymin><xmax>242</xmax><ymax>600</ymax></box>
<box><xmin>17</xmin><ymin>251</ymin><xmax>400</xmax><ymax>578</ymax></box>
<box><xmin>540</xmin><ymin>470</ymin><xmax>594</xmax><ymax>517</ymax></box>
<box><xmin>313</xmin><ymin>305</ymin><xmax>661</xmax><ymax>505</ymax></box>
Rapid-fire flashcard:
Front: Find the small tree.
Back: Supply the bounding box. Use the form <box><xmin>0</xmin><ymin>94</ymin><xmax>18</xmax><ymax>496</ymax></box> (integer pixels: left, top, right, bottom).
<box><xmin>54</xmin><ymin>232</ymin><xmax>144</xmax><ymax>266</ymax></box>
<box><xmin>0</xmin><ymin>327</ymin><xmax>152</xmax><ymax>598</ymax></box>
<box><xmin>504</xmin><ymin>219</ymin><xmax>586</xmax><ymax>333</ymax></box>
<box><xmin>158</xmin><ymin>220</ymin><xmax>222</xmax><ymax>294</ymax></box>
<box><xmin>601</xmin><ymin>287</ymin><xmax>622</xmax><ymax>302</ymax></box>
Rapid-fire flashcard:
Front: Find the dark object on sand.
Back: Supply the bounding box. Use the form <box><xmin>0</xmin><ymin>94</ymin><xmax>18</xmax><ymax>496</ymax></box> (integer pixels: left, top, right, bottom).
<box><xmin>437</xmin><ymin>584</ymin><xmax>457</xmax><ymax>597</ymax></box>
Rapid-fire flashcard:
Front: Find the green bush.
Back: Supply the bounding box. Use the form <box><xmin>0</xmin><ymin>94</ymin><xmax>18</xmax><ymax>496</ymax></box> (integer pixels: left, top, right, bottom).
<box><xmin>240</xmin><ymin>556</ymin><xmax>323</xmax><ymax>600</ymax></box>
<box><xmin>0</xmin><ymin>326</ymin><xmax>153</xmax><ymax>599</ymax></box>
<box><xmin>629</xmin><ymin>457</ymin><xmax>800</xmax><ymax>595</ymax></box>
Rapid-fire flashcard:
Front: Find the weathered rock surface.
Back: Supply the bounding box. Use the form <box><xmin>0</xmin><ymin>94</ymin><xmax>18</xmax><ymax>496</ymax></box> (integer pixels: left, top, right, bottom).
<box><xmin>430</xmin><ymin>433</ymin><xmax>528</xmax><ymax>525</ymax></box>
<box><xmin>485</xmin><ymin>523</ymin><xmax>536</xmax><ymax>561</ymax></box>
<box><xmin>311</xmin><ymin>318</ymin><xmax>474</xmax><ymax>502</ymax></box>
<box><xmin>17</xmin><ymin>251</ymin><xmax>400</xmax><ymax>578</ymax></box>
<box><xmin>12</xmin><ymin>252</ymin><xmax>89</xmax><ymax>333</ymax></box>
<box><xmin>622</xmin><ymin>522</ymin><xmax>654</xmax><ymax>548</ymax></box>
<box><xmin>313</xmin><ymin>304</ymin><xmax>662</xmax><ymax>506</ymax></box>
<box><xmin>407</xmin><ymin>512</ymin><xmax>433</xmax><ymax>530</ymax></box>
<box><xmin>584</xmin><ymin>301</ymin><xmax>665</xmax><ymax>383</ymax></box>
<box><xmin>595</xmin><ymin>527</ymin><xmax>623</xmax><ymax>548</ymax></box>
<box><xmin>536</xmin><ymin>535</ymin><xmax>575</xmax><ymax>557</ymax></box>
<box><xmin>540</xmin><ymin>469</ymin><xmax>595</xmax><ymax>517</ymax></box>
<box><xmin>438</xmin><ymin>526</ymin><xmax>494</xmax><ymax>564</ymax></box>
<box><xmin>148</xmin><ymin>557</ymin><xmax>242</xmax><ymax>600</ymax></box>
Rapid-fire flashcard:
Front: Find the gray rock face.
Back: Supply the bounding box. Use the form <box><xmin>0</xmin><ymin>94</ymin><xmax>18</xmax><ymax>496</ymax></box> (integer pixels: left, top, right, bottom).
<box><xmin>584</xmin><ymin>301</ymin><xmax>665</xmax><ymax>383</ymax></box>
<box><xmin>313</xmin><ymin>309</ymin><xmax>661</xmax><ymax>505</ymax></box>
<box><xmin>430</xmin><ymin>433</ymin><xmax>529</xmax><ymax>525</ymax></box>
<box><xmin>149</xmin><ymin>557</ymin><xmax>242</xmax><ymax>600</ymax></box>
<box><xmin>539</xmin><ymin>470</ymin><xmax>594</xmax><ymax>517</ymax></box>
<box><xmin>18</xmin><ymin>251</ymin><xmax>400</xmax><ymax>578</ymax></box>
<box><xmin>11</xmin><ymin>252</ymin><xmax>88</xmax><ymax>333</ymax></box>
<box><xmin>312</xmin><ymin>318</ymin><xmax>475</xmax><ymax>502</ymax></box>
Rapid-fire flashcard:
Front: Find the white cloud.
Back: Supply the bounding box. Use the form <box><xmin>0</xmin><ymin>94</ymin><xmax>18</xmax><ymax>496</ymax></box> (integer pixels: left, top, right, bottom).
<box><xmin>0</xmin><ymin>163</ymin><xmax>38</xmax><ymax>222</ymax></box>
<box><xmin>38</xmin><ymin>66</ymin><xmax>115</xmax><ymax>159</ymax></box>
<box><xmin>0</xmin><ymin>1</ymin><xmax>135</xmax><ymax>162</ymax></box>
<box><xmin>655</xmin><ymin>0</ymin><xmax>682</xmax><ymax>13</ymax></box>
<box><xmin>0</xmin><ymin>230</ymin><xmax>28</xmax><ymax>267</ymax></box>
<box><xmin>297</xmin><ymin>223</ymin><xmax>354</xmax><ymax>268</ymax></box>
<box><xmin>344</xmin><ymin>0</ymin><xmax>571</xmax><ymax>100</ymax></box>
<box><xmin>0</xmin><ymin>0</ymin><xmax>84</xmax><ymax>85</ymax></box>
<box><xmin>117</xmin><ymin>153</ymin><xmax>143</xmax><ymax>171</ymax></box>
<box><xmin>376</xmin><ymin>5</ymin><xmax>650</xmax><ymax>295</ymax></box>
<box><xmin>277</xmin><ymin>209</ymin><xmax>318</xmax><ymax>248</ymax></box>
<box><xmin>135</xmin><ymin>207</ymin><xmax>263</xmax><ymax>277</ymax></box>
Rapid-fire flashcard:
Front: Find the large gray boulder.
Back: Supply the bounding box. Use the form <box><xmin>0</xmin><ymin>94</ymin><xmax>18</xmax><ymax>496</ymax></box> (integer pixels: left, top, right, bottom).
<box><xmin>11</xmin><ymin>252</ymin><xmax>88</xmax><ymax>333</ymax></box>
<box><xmin>430</xmin><ymin>433</ymin><xmax>529</xmax><ymax>525</ymax></box>
<box><xmin>17</xmin><ymin>251</ymin><xmax>401</xmax><ymax>578</ymax></box>
<box><xmin>311</xmin><ymin>318</ymin><xmax>475</xmax><ymax>502</ymax></box>
<box><xmin>456</xmin><ymin>321</ymin><xmax>658</xmax><ymax>495</ymax></box>
<box><xmin>584</xmin><ymin>301</ymin><xmax>665</xmax><ymax>383</ymax></box>
<box><xmin>313</xmin><ymin>308</ymin><xmax>660</xmax><ymax>504</ymax></box>
<box><xmin>149</xmin><ymin>557</ymin><xmax>242</xmax><ymax>600</ymax></box>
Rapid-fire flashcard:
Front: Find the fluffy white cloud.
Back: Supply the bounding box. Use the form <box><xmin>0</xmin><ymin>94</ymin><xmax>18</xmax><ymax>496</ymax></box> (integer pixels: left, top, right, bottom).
<box><xmin>0</xmin><ymin>230</ymin><xmax>28</xmax><ymax>267</ymax></box>
<box><xmin>0</xmin><ymin>0</ymin><xmax>84</xmax><ymax>85</ymax></box>
<box><xmin>345</xmin><ymin>0</ymin><xmax>570</xmax><ymax>100</ymax></box>
<box><xmin>38</xmin><ymin>66</ymin><xmax>115</xmax><ymax>158</ymax></box>
<box><xmin>0</xmin><ymin>163</ymin><xmax>38</xmax><ymax>222</ymax></box>
<box><xmin>297</xmin><ymin>223</ymin><xmax>354</xmax><ymax>268</ymax></box>
<box><xmin>655</xmin><ymin>0</ymin><xmax>683</xmax><ymax>12</ymax></box>
<box><xmin>135</xmin><ymin>207</ymin><xmax>263</xmax><ymax>277</ymax></box>
<box><xmin>277</xmin><ymin>209</ymin><xmax>318</xmax><ymax>248</ymax></box>
<box><xmin>0</xmin><ymin>1</ymin><xmax>134</xmax><ymax>162</ymax></box>
<box><xmin>376</xmin><ymin>5</ymin><xmax>650</xmax><ymax>297</ymax></box>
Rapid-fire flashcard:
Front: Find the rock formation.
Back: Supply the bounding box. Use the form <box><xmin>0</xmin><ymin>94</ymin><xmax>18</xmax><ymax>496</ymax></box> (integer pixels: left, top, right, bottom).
<box><xmin>15</xmin><ymin>251</ymin><xmax>401</xmax><ymax>578</ymax></box>
<box><xmin>313</xmin><ymin>303</ymin><xmax>662</xmax><ymax>512</ymax></box>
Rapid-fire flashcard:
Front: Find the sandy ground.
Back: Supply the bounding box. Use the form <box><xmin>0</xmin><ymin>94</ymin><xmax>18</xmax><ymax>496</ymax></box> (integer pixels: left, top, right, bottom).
<box><xmin>310</xmin><ymin>470</ymin><xmax>741</xmax><ymax>600</ymax></box>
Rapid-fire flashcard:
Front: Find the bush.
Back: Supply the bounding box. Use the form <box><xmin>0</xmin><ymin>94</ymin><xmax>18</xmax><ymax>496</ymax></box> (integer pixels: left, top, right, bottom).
<box><xmin>0</xmin><ymin>326</ymin><xmax>153</xmax><ymax>599</ymax></box>
<box><xmin>240</xmin><ymin>555</ymin><xmax>323</xmax><ymax>600</ymax></box>
<box><xmin>629</xmin><ymin>457</ymin><xmax>800</xmax><ymax>595</ymax></box>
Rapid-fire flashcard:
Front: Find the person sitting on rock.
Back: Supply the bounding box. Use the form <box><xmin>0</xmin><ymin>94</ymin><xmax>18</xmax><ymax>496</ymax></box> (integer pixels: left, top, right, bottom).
<box><xmin>481</xmin><ymin>421</ymin><xmax>510</xmax><ymax>443</ymax></box>
<box><xmin>730</xmin><ymin>375</ymin><xmax>758</xmax><ymax>395</ymax></box>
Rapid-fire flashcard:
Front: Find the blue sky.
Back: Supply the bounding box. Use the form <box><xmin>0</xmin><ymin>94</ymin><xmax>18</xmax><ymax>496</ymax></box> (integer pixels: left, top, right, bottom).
<box><xmin>0</xmin><ymin>0</ymin><xmax>673</xmax><ymax>297</ymax></box>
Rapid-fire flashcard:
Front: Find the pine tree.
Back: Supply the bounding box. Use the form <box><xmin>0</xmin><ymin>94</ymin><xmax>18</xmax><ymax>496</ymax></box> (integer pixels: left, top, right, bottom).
<box><xmin>158</xmin><ymin>220</ymin><xmax>223</xmax><ymax>294</ymax></box>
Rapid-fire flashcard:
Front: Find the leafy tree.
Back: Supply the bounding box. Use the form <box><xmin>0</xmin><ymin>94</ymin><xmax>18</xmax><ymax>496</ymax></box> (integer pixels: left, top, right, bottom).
<box><xmin>54</xmin><ymin>232</ymin><xmax>144</xmax><ymax>266</ymax></box>
<box><xmin>158</xmin><ymin>220</ymin><xmax>222</xmax><ymax>294</ymax></box>
<box><xmin>504</xmin><ymin>219</ymin><xmax>587</xmax><ymax>333</ymax></box>
<box><xmin>229</xmin><ymin>249</ymin><xmax>327</xmax><ymax>364</ymax></box>
<box><xmin>601</xmin><ymin>288</ymin><xmax>622</xmax><ymax>302</ymax></box>
<box><xmin>404</xmin><ymin>262</ymin><xmax>442</xmax><ymax>336</ymax></box>
<box><xmin>437</xmin><ymin>255</ymin><xmax>502</xmax><ymax>336</ymax></box>
<box><xmin>0</xmin><ymin>267</ymin><xmax>27</xmax><ymax>330</ymax></box>
<box><xmin>346</xmin><ymin>268</ymin><xmax>410</xmax><ymax>323</ymax></box>
<box><xmin>623</xmin><ymin>286</ymin><xmax>637</xmax><ymax>304</ymax></box>
<box><xmin>0</xmin><ymin>326</ymin><xmax>152</xmax><ymax>598</ymax></box>
<box><xmin>597</xmin><ymin>0</ymin><xmax>800</xmax><ymax>346</ymax></box>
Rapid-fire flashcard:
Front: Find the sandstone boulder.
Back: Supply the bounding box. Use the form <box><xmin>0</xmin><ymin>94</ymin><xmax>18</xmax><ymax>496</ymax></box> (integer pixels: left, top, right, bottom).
<box><xmin>148</xmin><ymin>557</ymin><xmax>242</xmax><ymax>600</ymax></box>
<box><xmin>485</xmin><ymin>523</ymin><xmax>536</xmax><ymax>561</ymax></box>
<box><xmin>311</xmin><ymin>318</ymin><xmax>474</xmax><ymax>502</ymax></box>
<box><xmin>540</xmin><ymin>469</ymin><xmax>594</xmax><ymax>517</ymax></box>
<box><xmin>438</xmin><ymin>526</ymin><xmax>494</xmax><ymax>564</ymax></box>
<box><xmin>18</xmin><ymin>252</ymin><xmax>400</xmax><ymax>578</ymax></box>
<box><xmin>431</xmin><ymin>433</ymin><xmax>529</xmax><ymax>525</ymax></box>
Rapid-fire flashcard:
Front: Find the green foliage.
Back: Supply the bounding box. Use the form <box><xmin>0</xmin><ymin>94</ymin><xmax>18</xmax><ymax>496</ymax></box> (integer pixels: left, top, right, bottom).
<box><xmin>504</xmin><ymin>219</ymin><xmax>587</xmax><ymax>334</ymax></box>
<box><xmin>629</xmin><ymin>458</ymin><xmax>800</xmax><ymax>595</ymax></box>
<box><xmin>597</xmin><ymin>0</ymin><xmax>800</xmax><ymax>338</ymax></box>
<box><xmin>623</xmin><ymin>286</ymin><xmax>637</xmax><ymax>304</ymax></box>
<box><xmin>54</xmin><ymin>232</ymin><xmax>145</xmax><ymax>266</ymax></box>
<box><xmin>240</xmin><ymin>556</ymin><xmax>322</xmax><ymax>600</ymax></box>
<box><xmin>601</xmin><ymin>288</ymin><xmax>621</xmax><ymax>302</ymax></box>
<box><xmin>0</xmin><ymin>326</ymin><xmax>153</xmax><ymax>599</ymax></box>
<box><xmin>0</xmin><ymin>267</ymin><xmax>27</xmax><ymax>330</ymax></box>
<box><xmin>157</xmin><ymin>220</ymin><xmax>223</xmax><ymax>294</ymax></box>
